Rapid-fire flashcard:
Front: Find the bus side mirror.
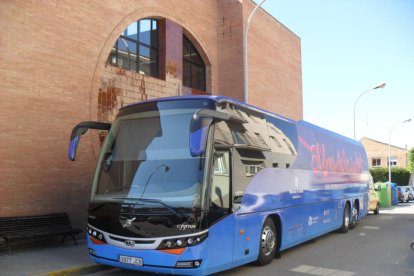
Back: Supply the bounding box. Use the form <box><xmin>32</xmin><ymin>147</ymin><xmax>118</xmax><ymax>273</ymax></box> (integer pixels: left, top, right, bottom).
<box><xmin>189</xmin><ymin>109</ymin><xmax>230</xmax><ymax>157</ymax></box>
<box><xmin>68</xmin><ymin>121</ymin><xmax>111</xmax><ymax>161</ymax></box>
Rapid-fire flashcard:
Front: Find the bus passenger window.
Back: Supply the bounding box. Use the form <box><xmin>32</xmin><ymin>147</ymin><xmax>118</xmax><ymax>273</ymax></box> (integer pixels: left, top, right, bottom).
<box><xmin>211</xmin><ymin>151</ymin><xmax>230</xmax><ymax>209</ymax></box>
<box><xmin>208</xmin><ymin>151</ymin><xmax>231</xmax><ymax>225</ymax></box>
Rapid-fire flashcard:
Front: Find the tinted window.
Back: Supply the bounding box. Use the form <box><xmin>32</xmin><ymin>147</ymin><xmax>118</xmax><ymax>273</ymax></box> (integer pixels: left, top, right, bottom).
<box><xmin>214</xmin><ymin>103</ymin><xmax>271</xmax><ymax>203</ymax></box>
<box><xmin>266</xmin><ymin>116</ymin><xmax>298</xmax><ymax>169</ymax></box>
<box><xmin>108</xmin><ymin>18</ymin><xmax>159</xmax><ymax>77</ymax></box>
<box><xmin>183</xmin><ymin>35</ymin><xmax>206</xmax><ymax>91</ymax></box>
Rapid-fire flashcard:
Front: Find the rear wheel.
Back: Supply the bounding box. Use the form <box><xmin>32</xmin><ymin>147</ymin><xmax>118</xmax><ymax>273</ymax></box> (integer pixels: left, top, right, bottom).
<box><xmin>374</xmin><ymin>203</ymin><xmax>379</xmax><ymax>215</ymax></box>
<box><xmin>256</xmin><ymin>217</ymin><xmax>277</xmax><ymax>266</ymax></box>
<box><xmin>349</xmin><ymin>202</ymin><xmax>359</xmax><ymax>229</ymax></box>
<box><xmin>338</xmin><ymin>203</ymin><xmax>350</xmax><ymax>233</ymax></box>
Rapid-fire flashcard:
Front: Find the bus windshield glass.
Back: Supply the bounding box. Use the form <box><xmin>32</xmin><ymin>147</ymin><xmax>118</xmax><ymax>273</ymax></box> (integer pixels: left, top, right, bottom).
<box><xmin>91</xmin><ymin>99</ymin><xmax>215</xmax><ymax>210</ymax></box>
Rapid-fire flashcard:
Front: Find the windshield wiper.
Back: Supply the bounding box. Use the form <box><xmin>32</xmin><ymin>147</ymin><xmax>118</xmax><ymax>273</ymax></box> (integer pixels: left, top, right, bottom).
<box><xmin>114</xmin><ymin>197</ymin><xmax>184</xmax><ymax>219</ymax></box>
<box><xmin>140</xmin><ymin>164</ymin><xmax>170</xmax><ymax>198</ymax></box>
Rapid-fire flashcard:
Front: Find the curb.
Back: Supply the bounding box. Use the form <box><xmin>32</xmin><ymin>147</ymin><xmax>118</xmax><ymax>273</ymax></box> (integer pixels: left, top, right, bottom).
<box><xmin>34</xmin><ymin>264</ymin><xmax>113</xmax><ymax>276</ymax></box>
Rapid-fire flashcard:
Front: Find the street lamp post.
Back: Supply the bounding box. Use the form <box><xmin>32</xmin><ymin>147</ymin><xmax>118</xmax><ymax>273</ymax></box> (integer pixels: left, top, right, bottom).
<box><xmin>388</xmin><ymin>118</ymin><xmax>411</xmax><ymax>184</ymax></box>
<box><xmin>243</xmin><ymin>0</ymin><xmax>267</xmax><ymax>104</ymax></box>
<box><xmin>353</xmin><ymin>82</ymin><xmax>386</xmax><ymax>140</ymax></box>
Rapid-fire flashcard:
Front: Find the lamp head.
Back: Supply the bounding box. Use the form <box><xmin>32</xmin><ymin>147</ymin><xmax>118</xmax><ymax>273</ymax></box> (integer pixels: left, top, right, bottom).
<box><xmin>373</xmin><ymin>82</ymin><xmax>386</xmax><ymax>89</ymax></box>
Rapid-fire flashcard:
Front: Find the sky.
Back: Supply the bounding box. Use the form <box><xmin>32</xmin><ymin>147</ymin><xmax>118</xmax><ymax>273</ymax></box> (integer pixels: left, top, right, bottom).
<box><xmin>255</xmin><ymin>0</ymin><xmax>414</xmax><ymax>149</ymax></box>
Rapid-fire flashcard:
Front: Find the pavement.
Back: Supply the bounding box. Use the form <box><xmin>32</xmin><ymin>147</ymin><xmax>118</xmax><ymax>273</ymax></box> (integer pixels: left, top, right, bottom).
<box><xmin>1</xmin><ymin>203</ymin><xmax>413</xmax><ymax>276</ymax></box>
<box><xmin>0</xmin><ymin>238</ymin><xmax>111</xmax><ymax>276</ymax></box>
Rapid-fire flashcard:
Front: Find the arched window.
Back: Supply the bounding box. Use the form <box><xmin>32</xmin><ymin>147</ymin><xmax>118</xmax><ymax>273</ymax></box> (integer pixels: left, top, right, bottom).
<box><xmin>109</xmin><ymin>18</ymin><xmax>159</xmax><ymax>77</ymax></box>
<box><xmin>183</xmin><ymin>35</ymin><xmax>206</xmax><ymax>91</ymax></box>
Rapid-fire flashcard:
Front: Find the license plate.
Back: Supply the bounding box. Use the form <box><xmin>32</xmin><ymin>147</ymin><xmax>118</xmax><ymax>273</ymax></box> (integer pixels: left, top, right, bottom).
<box><xmin>119</xmin><ymin>255</ymin><xmax>143</xmax><ymax>266</ymax></box>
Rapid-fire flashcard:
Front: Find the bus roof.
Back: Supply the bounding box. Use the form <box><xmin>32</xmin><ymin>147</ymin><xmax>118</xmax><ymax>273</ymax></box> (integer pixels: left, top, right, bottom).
<box><xmin>122</xmin><ymin>95</ymin><xmax>295</xmax><ymax>123</ymax></box>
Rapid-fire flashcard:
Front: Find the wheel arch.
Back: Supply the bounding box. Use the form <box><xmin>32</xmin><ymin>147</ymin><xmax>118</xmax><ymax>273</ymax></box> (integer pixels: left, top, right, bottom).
<box><xmin>267</xmin><ymin>213</ymin><xmax>282</xmax><ymax>253</ymax></box>
<box><xmin>353</xmin><ymin>198</ymin><xmax>361</xmax><ymax>219</ymax></box>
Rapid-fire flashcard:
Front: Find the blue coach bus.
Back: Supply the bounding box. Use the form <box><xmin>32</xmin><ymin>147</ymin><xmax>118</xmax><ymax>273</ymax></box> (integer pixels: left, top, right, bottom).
<box><xmin>68</xmin><ymin>96</ymin><xmax>369</xmax><ymax>275</ymax></box>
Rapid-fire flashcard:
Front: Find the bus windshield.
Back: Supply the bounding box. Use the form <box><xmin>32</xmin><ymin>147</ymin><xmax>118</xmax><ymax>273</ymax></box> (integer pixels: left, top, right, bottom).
<box><xmin>91</xmin><ymin>99</ymin><xmax>214</xmax><ymax>210</ymax></box>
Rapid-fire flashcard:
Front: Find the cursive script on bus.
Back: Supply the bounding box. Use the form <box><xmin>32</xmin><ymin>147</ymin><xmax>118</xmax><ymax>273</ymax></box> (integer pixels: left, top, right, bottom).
<box><xmin>311</xmin><ymin>143</ymin><xmax>363</xmax><ymax>175</ymax></box>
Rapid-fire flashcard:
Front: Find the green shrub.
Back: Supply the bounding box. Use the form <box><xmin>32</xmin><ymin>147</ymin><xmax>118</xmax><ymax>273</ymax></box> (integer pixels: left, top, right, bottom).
<box><xmin>408</xmin><ymin>148</ymin><xmax>414</xmax><ymax>173</ymax></box>
<box><xmin>369</xmin><ymin>168</ymin><xmax>411</xmax><ymax>186</ymax></box>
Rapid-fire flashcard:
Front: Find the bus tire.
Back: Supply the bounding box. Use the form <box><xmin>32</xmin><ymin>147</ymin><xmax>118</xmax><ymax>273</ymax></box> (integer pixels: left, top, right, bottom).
<box><xmin>374</xmin><ymin>203</ymin><xmax>379</xmax><ymax>215</ymax></box>
<box><xmin>349</xmin><ymin>202</ymin><xmax>359</xmax><ymax>229</ymax></box>
<box><xmin>338</xmin><ymin>203</ymin><xmax>350</xmax><ymax>233</ymax></box>
<box><xmin>256</xmin><ymin>217</ymin><xmax>277</xmax><ymax>266</ymax></box>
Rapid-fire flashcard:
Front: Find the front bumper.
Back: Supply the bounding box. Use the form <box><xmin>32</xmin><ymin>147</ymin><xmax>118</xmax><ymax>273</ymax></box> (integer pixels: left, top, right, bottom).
<box><xmin>87</xmin><ymin>236</ymin><xmax>207</xmax><ymax>275</ymax></box>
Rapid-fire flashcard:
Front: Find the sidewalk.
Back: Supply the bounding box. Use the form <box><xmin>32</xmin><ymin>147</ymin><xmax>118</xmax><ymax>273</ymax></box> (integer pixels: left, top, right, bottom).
<box><xmin>379</xmin><ymin>201</ymin><xmax>414</xmax><ymax>214</ymax></box>
<box><xmin>0</xmin><ymin>239</ymin><xmax>111</xmax><ymax>276</ymax></box>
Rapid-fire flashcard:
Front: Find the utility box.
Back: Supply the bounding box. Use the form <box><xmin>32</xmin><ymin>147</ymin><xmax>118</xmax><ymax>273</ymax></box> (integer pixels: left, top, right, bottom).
<box><xmin>390</xmin><ymin>183</ymin><xmax>398</xmax><ymax>206</ymax></box>
<box><xmin>377</xmin><ymin>182</ymin><xmax>391</xmax><ymax>208</ymax></box>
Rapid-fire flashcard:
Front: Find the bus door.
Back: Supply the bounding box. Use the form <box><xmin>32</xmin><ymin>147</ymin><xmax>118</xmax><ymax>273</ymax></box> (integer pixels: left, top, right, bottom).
<box><xmin>206</xmin><ymin>149</ymin><xmax>235</xmax><ymax>273</ymax></box>
<box><xmin>232</xmin><ymin>147</ymin><xmax>263</xmax><ymax>266</ymax></box>
<box><xmin>209</xmin><ymin>150</ymin><xmax>231</xmax><ymax>221</ymax></box>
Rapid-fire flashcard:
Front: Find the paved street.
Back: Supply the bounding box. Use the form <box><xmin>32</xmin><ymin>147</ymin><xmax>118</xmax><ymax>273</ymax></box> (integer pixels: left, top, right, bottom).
<box><xmin>90</xmin><ymin>203</ymin><xmax>414</xmax><ymax>276</ymax></box>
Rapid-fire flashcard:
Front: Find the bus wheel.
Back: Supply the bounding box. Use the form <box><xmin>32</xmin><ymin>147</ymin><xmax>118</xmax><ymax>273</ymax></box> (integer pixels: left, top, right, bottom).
<box><xmin>256</xmin><ymin>218</ymin><xmax>277</xmax><ymax>266</ymax></box>
<box><xmin>374</xmin><ymin>203</ymin><xmax>379</xmax><ymax>215</ymax></box>
<box><xmin>349</xmin><ymin>202</ymin><xmax>359</xmax><ymax>229</ymax></box>
<box><xmin>338</xmin><ymin>203</ymin><xmax>350</xmax><ymax>233</ymax></box>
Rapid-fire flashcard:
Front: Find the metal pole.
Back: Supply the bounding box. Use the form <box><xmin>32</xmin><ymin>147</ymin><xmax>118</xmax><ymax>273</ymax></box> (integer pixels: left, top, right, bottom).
<box><xmin>389</xmin><ymin>130</ymin><xmax>392</xmax><ymax>184</ymax></box>
<box><xmin>243</xmin><ymin>0</ymin><xmax>267</xmax><ymax>104</ymax></box>
<box><xmin>388</xmin><ymin>119</ymin><xmax>411</xmax><ymax>184</ymax></box>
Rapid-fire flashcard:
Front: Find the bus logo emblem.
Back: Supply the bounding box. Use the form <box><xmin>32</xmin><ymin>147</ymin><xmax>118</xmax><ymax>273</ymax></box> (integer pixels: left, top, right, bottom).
<box><xmin>120</xmin><ymin>216</ymin><xmax>136</xmax><ymax>228</ymax></box>
<box><xmin>308</xmin><ymin>216</ymin><xmax>319</xmax><ymax>226</ymax></box>
<box><xmin>125</xmin><ymin>240</ymin><xmax>135</xmax><ymax>247</ymax></box>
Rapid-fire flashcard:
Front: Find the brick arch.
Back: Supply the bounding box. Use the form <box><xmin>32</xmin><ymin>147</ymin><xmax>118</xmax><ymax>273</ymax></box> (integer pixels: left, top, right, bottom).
<box><xmin>89</xmin><ymin>8</ymin><xmax>214</xmax><ymax>121</ymax></box>
<box><xmin>88</xmin><ymin>7</ymin><xmax>215</xmax><ymax>157</ymax></box>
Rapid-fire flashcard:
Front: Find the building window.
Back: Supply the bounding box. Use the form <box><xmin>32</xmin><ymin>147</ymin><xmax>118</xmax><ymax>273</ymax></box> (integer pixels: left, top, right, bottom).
<box><xmin>372</xmin><ymin>158</ymin><xmax>381</xmax><ymax>167</ymax></box>
<box><xmin>387</xmin><ymin>157</ymin><xmax>398</xmax><ymax>167</ymax></box>
<box><xmin>213</xmin><ymin>152</ymin><xmax>230</xmax><ymax>176</ymax></box>
<box><xmin>109</xmin><ymin>19</ymin><xmax>158</xmax><ymax>77</ymax></box>
<box><xmin>183</xmin><ymin>35</ymin><xmax>206</xmax><ymax>91</ymax></box>
<box><xmin>245</xmin><ymin>164</ymin><xmax>264</xmax><ymax>177</ymax></box>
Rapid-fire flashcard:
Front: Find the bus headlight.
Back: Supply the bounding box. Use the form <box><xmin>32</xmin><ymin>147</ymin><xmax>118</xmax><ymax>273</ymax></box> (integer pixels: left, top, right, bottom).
<box><xmin>87</xmin><ymin>226</ymin><xmax>107</xmax><ymax>244</ymax></box>
<box><xmin>157</xmin><ymin>232</ymin><xmax>208</xmax><ymax>250</ymax></box>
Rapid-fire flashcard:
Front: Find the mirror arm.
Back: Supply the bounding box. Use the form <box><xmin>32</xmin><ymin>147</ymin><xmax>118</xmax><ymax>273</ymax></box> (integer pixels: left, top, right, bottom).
<box><xmin>189</xmin><ymin>109</ymin><xmax>231</xmax><ymax>157</ymax></box>
<box><xmin>68</xmin><ymin>121</ymin><xmax>111</xmax><ymax>161</ymax></box>
<box><xmin>69</xmin><ymin>121</ymin><xmax>111</xmax><ymax>141</ymax></box>
<box><xmin>194</xmin><ymin>109</ymin><xmax>231</xmax><ymax>122</ymax></box>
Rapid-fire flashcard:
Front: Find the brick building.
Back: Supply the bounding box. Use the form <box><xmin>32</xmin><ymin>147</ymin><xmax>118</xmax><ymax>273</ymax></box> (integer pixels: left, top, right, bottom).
<box><xmin>0</xmin><ymin>0</ymin><xmax>302</xmax><ymax>227</ymax></box>
<box><xmin>360</xmin><ymin>137</ymin><xmax>408</xmax><ymax>169</ymax></box>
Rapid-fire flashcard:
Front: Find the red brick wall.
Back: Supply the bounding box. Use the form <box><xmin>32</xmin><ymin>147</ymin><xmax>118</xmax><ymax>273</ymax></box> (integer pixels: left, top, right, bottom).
<box><xmin>0</xmin><ymin>0</ymin><xmax>302</xmax><ymax>228</ymax></box>
<box><xmin>244</xmin><ymin>0</ymin><xmax>303</xmax><ymax>120</ymax></box>
<box><xmin>217</xmin><ymin>0</ymin><xmax>245</xmax><ymax>101</ymax></box>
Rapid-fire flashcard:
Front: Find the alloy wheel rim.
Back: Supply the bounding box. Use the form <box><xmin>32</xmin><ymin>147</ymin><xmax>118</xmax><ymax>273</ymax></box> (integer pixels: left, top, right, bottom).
<box><xmin>344</xmin><ymin>207</ymin><xmax>350</xmax><ymax>227</ymax></box>
<box><xmin>261</xmin><ymin>226</ymin><xmax>276</xmax><ymax>256</ymax></box>
<box><xmin>352</xmin><ymin>206</ymin><xmax>358</xmax><ymax>221</ymax></box>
